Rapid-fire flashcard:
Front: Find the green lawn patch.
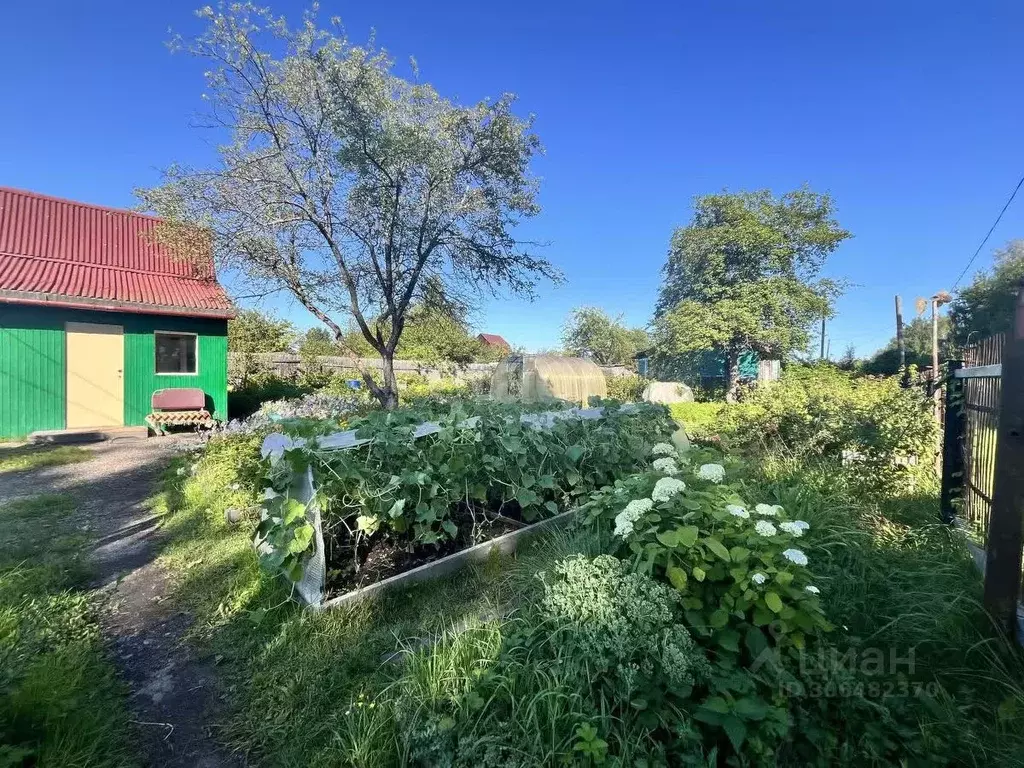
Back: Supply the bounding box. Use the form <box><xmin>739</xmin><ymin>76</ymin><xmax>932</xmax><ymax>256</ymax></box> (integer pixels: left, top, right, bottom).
<box><xmin>0</xmin><ymin>494</ymin><xmax>137</xmax><ymax>767</ymax></box>
<box><xmin>0</xmin><ymin>445</ymin><xmax>94</xmax><ymax>474</ymax></box>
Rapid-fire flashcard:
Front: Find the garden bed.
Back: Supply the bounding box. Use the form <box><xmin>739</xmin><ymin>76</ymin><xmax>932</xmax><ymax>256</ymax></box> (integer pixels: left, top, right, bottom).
<box><xmin>253</xmin><ymin>400</ymin><xmax>680</xmax><ymax>606</ymax></box>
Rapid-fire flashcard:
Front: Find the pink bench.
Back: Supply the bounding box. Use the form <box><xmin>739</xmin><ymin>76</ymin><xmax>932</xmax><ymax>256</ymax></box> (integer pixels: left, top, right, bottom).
<box><xmin>146</xmin><ymin>388</ymin><xmax>214</xmax><ymax>434</ymax></box>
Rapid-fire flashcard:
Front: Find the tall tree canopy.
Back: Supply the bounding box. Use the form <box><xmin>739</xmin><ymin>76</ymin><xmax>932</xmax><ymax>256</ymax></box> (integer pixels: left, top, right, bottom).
<box><xmin>653</xmin><ymin>188</ymin><xmax>850</xmax><ymax>399</ymax></box>
<box><xmin>138</xmin><ymin>4</ymin><xmax>559</xmax><ymax>408</ymax></box>
<box><xmin>561</xmin><ymin>306</ymin><xmax>649</xmax><ymax>366</ymax></box>
<box><xmin>949</xmin><ymin>240</ymin><xmax>1024</xmax><ymax>348</ymax></box>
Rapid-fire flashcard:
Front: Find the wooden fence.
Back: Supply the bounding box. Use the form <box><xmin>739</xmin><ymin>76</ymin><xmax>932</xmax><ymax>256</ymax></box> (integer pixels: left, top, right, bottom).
<box><xmin>940</xmin><ymin>286</ymin><xmax>1024</xmax><ymax>638</ymax></box>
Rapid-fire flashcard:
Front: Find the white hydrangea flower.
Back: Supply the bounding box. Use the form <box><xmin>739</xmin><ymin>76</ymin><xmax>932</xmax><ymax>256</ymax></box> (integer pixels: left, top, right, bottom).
<box><xmin>805</xmin><ymin>585</ymin><xmax>820</xmax><ymax>594</ymax></box>
<box><xmin>229</xmin><ymin>483</ymin><xmax>241</xmax><ymax>491</ymax></box>
<box><xmin>783</xmin><ymin>548</ymin><xmax>809</xmax><ymax>566</ymax></box>
<box><xmin>651</xmin><ymin>476</ymin><xmax>686</xmax><ymax>502</ymax></box>
<box><xmin>754</xmin><ymin>520</ymin><xmax>777</xmax><ymax>537</ymax></box>
<box><xmin>754</xmin><ymin>503</ymin><xmax>781</xmax><ymax>517</ymax></box>
<box><xmin>624</xmin><ymin>498</ymin><xmax>654</xmax><ymax>516</ymax></box>
<box><xmin>779</xmin><ymin>520</ymin><xmax>810</xmax><ymax>537</ymax></box>
<box><xmin>613</xmin><ymin>498</ymin><xmax>654</xmax><ymax>538</ymax></box>
<box><xmin>176</xmin><ymin>466</ymin><xmax>187</xmax><ymax>476</ymax></box>
<box><xmin>751</xmin><ymin>572</ymin><xmax>767</xmax><ymax>585</ymax></box>
<box><xmin>652</xmin><ymin>457</ymin><xmax>679</xmax><ymax>475</ymax></box>
<box><xmin>726</xmin><ymin>504</ymin><xmax>750</xmax><ymax>519</ymax></box>
<box><xmin>696</xmin><ymin>463</ymin><xmax>725</xmax><ymax>483</ymax></box>
<box><xmin>651</xmin><ymin>442</ymin><xmax>678</xmax><ymax>457</ymax></box>
<box><xmin>613</xmin><ymin>511</ymin><xmax>635</xmax><ymax>539</ymax></box>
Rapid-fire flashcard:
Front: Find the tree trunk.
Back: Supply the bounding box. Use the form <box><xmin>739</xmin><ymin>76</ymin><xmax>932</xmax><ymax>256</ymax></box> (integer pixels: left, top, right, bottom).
<box><xmin>724</xmin><ymin>347</ymin><xmax>740</xmax><ymax>404</ymax></box>
<box><xmin>377</xmin><ymin>351</ymin><xmax>400</xmax><ymax>410</ymax></box>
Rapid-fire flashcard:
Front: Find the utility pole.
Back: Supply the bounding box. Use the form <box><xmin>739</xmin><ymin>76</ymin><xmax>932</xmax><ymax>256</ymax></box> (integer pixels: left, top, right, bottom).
<box><xmin>820</xmin><ymin>314</ymin><xmax>826</xmax><ymax>360</ymax></box>
<box><xmin>895</xmin><ymin>295</ymin><xmax>907</xmax><ymax>385</ymax></box>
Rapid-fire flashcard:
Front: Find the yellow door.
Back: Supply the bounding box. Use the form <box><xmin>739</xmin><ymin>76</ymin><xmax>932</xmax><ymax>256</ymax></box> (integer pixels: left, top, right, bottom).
<box><xmin>66</xmin><ymin>322</ymin><xmax>124</xmax><ymax>428</ymax></box>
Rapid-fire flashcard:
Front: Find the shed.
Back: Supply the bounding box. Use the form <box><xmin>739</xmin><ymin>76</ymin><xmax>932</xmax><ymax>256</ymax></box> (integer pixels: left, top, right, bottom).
<box><xmin>490</xmin><ymin>355</ymin><xmax>607</xmax><ymax>405</ymax></box>
<box><xmin>0</xmin><ymin>187</ymin><xmax>234</xmax><ymax>438</ymax></box>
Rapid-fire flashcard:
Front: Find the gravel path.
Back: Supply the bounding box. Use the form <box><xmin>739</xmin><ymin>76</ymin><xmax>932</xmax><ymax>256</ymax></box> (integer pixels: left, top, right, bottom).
<box><xmin>0</xmin><ymin>437</ymin><xmax>243</xmax><ymax>768</ymax></box>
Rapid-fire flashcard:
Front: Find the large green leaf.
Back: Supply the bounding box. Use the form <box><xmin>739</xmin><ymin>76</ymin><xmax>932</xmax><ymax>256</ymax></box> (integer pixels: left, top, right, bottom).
<box><xmin>765</xmin><ymin>591</ymin><xmax>784</xmax><ymax>614</ymax></box>
<box><xmin>703</xmin><ymin>536</ymin><xmax>731</xmax><ymax>561</ymax></box>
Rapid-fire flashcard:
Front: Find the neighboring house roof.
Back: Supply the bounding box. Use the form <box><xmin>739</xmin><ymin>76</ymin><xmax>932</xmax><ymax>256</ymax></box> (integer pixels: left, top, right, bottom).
<box><xmin>477</xmin><ymin>333</ymin><xmax>510</xmax><ymax>347</ymax></box>
<box><xmin>0</xmin><ymin>187</ymin><xmax>235</xmax><ymax>319</ymax></box>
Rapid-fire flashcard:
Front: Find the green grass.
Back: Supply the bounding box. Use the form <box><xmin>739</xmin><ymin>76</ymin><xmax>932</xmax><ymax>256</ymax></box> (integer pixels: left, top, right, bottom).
<box><xmin>0</xmin><ymin>444</ymin><xmax>94</xmax><ymax>474</ymax></box>
<box><xmin>0</xmin><ymin>494</ymin><xmax>137</xmax><ymax>767</ymax></box>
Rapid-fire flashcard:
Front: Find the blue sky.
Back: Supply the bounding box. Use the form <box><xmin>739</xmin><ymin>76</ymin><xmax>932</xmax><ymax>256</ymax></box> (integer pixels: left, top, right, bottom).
<box><xmin>2</xmin><ymin>1</ymin><xmax>1023</xmax><ymax>356</ymax></box>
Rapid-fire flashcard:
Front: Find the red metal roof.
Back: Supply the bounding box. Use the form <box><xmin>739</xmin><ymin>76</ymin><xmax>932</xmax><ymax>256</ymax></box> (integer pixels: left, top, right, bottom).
<box><xmin>0</xmin><ymin>187</ymin><xmax>234</xmax><ymax>319</ymax></box>
<box><xmin>477</xmin><ymin>333</ymin><xmax>510</xmax><ymax>347</ymax></box>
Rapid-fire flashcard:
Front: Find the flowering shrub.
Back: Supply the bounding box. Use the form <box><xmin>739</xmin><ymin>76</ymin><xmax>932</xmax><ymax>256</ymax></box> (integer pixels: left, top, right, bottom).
<box><xmin>582</xmin><ymin>449</ymin><xmax>833</xmax><ymax>755</ymax></box>
<box><xmin>539</xmin><ymin>554</ymin><xmax>710</xmax><ymax>698</ymax></box>
<box><xmin>222</xmin><ymin>392</ymin><xmax>363</xmax><ymax>435</ymax></box>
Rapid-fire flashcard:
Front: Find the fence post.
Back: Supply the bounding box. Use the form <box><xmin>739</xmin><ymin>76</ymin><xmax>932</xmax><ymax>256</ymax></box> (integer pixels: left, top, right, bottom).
<box><xmin>940</xmin><ymin>360</ymin><xmax>964</xmax><ymax>524</ymax></box>
<box><xmin>984</xmin><ymin>283</ymin><xmax>1024</xmax><ymax>636</ymax></box>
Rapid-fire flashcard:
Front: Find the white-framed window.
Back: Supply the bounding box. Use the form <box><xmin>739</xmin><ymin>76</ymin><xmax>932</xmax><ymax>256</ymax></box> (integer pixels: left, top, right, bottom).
<box><xmin>155</xmin><ymin>332</ymin><xmax>198</xmax><ymax>375</ymax></box>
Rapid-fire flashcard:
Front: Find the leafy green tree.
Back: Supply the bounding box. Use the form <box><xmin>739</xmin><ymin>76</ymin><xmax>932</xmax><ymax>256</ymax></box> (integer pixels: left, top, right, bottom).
<box><xmin>298</xmin><ymin>327</ymin><xmax>339</xmax><ymax>359</ymax></box>
<box><xmin>228</xmin><ymin>309</ymin><xmax>296</xmax><ymax>386</ymax></box>
<box><xmin>862</xmin><ymin>315</ymin><xmax>950</xmax><ymax>376</ymax></box>
<box><xmin>653</xmin><ymin>188</ymin><xmax>850</xmax><ymax>400</ymax></box>
<box><xmin>561</xmin><ymin>306</ymin><xmax>649</xmax><ymax>366</ymax></box>
<box><xmin>138</xmin><ymin>4</ymin><xmax>559</xmax><ymax>409</ymax></box>
<box><xmin>949</xmin><ymin>240</ymin><xmax>1024</xmax><ymax>348</ymax></box>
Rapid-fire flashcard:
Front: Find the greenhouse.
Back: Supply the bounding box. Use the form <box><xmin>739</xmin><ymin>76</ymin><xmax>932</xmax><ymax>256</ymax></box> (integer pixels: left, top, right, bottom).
<box><xmin>490</xmin><ymin>354</ymin><xmax>607</xmax><ymax>405</ymax></box>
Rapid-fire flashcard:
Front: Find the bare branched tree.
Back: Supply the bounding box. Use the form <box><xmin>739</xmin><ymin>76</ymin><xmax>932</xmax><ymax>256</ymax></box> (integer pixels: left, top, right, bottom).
<box><xmin>138</xmin><ymin>3</ymin><xmax>561</xmax><ymax>407</ymax></box>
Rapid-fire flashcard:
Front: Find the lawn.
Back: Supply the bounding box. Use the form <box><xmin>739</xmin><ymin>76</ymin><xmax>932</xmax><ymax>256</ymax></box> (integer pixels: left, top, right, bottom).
<box><xmin>0</xmin><ymin>494</ymin><xmax>136</xmax><ymax>767</ymax></box>
<box><xmin>0</xmin><ymin>444</ymin><xmax>94</xmax><ymax>474</ymax></box>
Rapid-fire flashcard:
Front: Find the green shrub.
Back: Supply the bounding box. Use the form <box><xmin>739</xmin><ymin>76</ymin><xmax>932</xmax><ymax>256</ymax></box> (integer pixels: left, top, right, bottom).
<box><xmin>605</xmin><ymin>373</ymin><xmax>645</xmax><ymax>402</ymax></box>
<box><xmin>718</xmin><ymin>365</ymin><xmax>937</xmax><ymax>496</ymax></box>
<box><xmin>539</xmin><ymin>553</ymin><xmax>710</xmax><ymax>697</ymax></box>
<box><xmin>669</xmin><ymin>402</ymin><xmax>726</xmax><ymax>441</ymax></box>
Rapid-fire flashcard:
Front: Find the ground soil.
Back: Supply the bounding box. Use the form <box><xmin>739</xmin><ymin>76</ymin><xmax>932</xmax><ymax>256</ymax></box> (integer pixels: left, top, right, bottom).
<box><xmin>0</xmin><ymin>437</ymin><xmax>244</xmax><ymax>768</ymax></box>
<box><xmin>324</xmin><ymin>512</ymin><xmax>520</xmax><ymax>597</ymax></box>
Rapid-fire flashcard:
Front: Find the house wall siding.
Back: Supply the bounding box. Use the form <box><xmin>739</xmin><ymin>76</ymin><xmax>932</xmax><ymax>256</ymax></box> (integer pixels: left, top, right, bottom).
<box><xmin>0</xmin><ymin>305</ymin><xmax>227</xmax><ymax>437</ymax></box>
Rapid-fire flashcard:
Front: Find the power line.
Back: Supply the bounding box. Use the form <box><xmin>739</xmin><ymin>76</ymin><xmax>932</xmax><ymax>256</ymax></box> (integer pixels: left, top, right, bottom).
<box><xmin>952</xmin><ymin>172</ymin><xmax>1024</xmax><ymax>289</ymax></box>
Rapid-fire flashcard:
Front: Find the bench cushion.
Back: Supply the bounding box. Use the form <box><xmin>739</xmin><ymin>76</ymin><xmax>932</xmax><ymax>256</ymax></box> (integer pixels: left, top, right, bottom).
<box><xmin>152</xmin><ymin>387</ymin><xmax>205</xmax><ymax>411</ymax></box>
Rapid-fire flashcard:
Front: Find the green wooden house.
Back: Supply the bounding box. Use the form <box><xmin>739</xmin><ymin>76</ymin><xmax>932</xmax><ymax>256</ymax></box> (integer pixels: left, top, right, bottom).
<box><xmin>0</xmin><ymin>187</ymin><xmax>234</xmax><ymax>438</ymax></box>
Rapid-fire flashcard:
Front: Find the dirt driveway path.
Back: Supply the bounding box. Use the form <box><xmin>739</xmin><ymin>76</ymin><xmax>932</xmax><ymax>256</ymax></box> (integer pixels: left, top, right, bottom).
<box><xmin>0</xmin><ymin>438</ymin><xmax>243</xmax><ymax>768</ymax></box>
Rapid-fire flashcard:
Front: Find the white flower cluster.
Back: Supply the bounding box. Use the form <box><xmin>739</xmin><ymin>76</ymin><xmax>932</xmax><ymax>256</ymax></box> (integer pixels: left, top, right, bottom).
<box><xmin>614</xmin><ymin>498</ymin><xmax>654</xmax><ymax>538</ymax></box>
<box><xmin>651</xmin><ymin>442</ymin><xmax>678</xmax><ymax>457</ymax></box>
<box><xmin>754</xmin><ymin>503</ymin><xmax>781</xmax><ymax>517</ymax></box>
<box><xmin>726</xmin><ymin>504</ymin><xmax>750</xmax><ymax>519</ymax></box>
<box><xmin>754</xmin><ymin>520</ymin><xmax>777</xmax><ymax>537</ymax></box>
<box><xmin>652</xmin><ymin>457</ymin><xmax>680</xmax><ymax>475</ymax></box>
<box><xmin>751</xmin><ymin>572</ymin><xmax>767</xmax><ymax>585</ymax></box>
<box><xmin>652</xmin><ymin>476</ymin><xmax>686</xmax><ymax>502</ymax></box>
<box><xmin>696</xmin><ymin>463</ymin><xmax>725</xmax><ymax>483</ymax></box>
<box><xmin>805</xmin><ymin>585</ymin><xmax>820</xmax><ymax>594</ymax></box>
<box><xmin>783</xmin><ymin>548</ymin><xmax>808</xmax><ymax>566</ymax></box>
<box><xmin>779</xmin><ymin>520</ymin><xmax>810</xmax><ymax>537</ymax></box>
<box><xmin>222</xmin><ymin>393</ymin><xmax>361</xmax><ymax>435</ymax></box>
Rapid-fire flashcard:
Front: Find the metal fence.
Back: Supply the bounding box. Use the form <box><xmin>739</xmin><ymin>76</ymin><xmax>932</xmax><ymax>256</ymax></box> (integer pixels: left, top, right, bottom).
<box><xmin>940</xmin><ymin>288</ymin><xmax>1024</xmax><ymax>639</ymax></box>
<box><xmin>956</xmin><ymin>333</ymin><xmax>1004</xmax><ymax>538</ymax></box>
